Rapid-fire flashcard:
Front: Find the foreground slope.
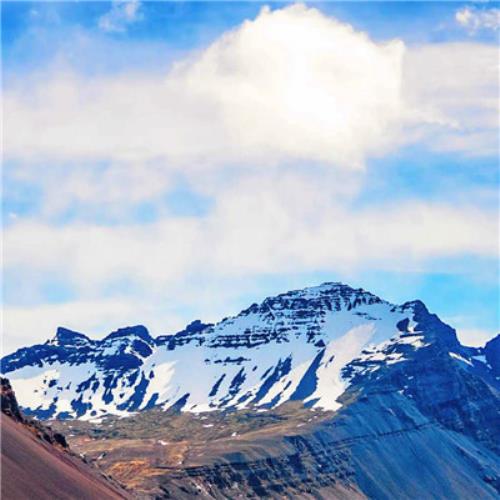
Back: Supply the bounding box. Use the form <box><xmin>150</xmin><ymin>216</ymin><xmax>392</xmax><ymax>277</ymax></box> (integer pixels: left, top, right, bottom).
<box><xmin>1</xmin><ymin>378</ymin><xmax>129</xmax><ymax>500</ymax></box>
<box><xmin>3</xmin><ymin>282</ymin><xmax>497</xmax><ymax>421</ymax></box>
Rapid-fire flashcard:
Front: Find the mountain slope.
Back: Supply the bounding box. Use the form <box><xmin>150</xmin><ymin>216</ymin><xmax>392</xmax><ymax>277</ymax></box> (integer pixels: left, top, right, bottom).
<box><xmin>52</xmin><ymin>318</ymin><xmax>500</xmax><ymax>499</ymax></box>
<box><xmin>0</xmin><ymin>378</ymin><xmax>129</xmax><ymax>500</ymax></box>
<box><xmin>1</xmin><ymin>282</ymin><xmax>498</xmax><ymax>422</ymax></box>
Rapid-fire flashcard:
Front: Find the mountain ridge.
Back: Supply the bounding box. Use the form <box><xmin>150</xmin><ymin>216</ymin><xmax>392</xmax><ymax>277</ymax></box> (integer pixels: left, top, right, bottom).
<box><xmin>1</xmin><ymin>281</ymin><xmax>498</xmax><ymax>421</ymax></box>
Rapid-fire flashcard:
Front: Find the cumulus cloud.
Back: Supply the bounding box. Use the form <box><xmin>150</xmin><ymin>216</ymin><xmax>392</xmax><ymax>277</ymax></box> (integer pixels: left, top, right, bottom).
<box><xmin>455</xmin><ymin>6</ymin><xmax>500</xmax><ymax>33</ymax></box>
<box><xmin>98</xmin><ymin>0</ymin><xmax>143</xmax><ymax>33</ymax></box>
<box><xmin>5</xmin><ymin>5</ymin><xmax>497</xmax><ymax>169</ymax></box>
<box><xmin>5</xmin><ymin>5</ymin><xmax>408</xmax><ymax>169</ymax></box>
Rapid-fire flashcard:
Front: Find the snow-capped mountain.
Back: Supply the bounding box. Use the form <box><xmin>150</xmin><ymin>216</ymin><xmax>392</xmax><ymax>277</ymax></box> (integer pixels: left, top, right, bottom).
<box><xmin>1</xmin><ymin>282</ymin><xmax>498</xmax><ymax>420</ymax></box>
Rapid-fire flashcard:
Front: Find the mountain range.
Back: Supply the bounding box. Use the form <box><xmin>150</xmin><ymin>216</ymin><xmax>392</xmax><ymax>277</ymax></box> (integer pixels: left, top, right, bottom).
<box><xmin>1</xmin><ymin>281</ymin><xmax>499</xmax><ymax>498</ymax></box>
<box><xmin>1</xmin><ymin>282</ymin><xmax>498</xmax><ymax>421</ymax></box>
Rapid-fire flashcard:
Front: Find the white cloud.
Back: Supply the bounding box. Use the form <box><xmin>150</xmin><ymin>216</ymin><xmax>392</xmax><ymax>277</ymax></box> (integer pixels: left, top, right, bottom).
<box><xmin>4</xmin><ymin>171</ymin><xmax>497</xmax><ymax>295</ymax></box>
<box><xmin>5</xmin><ymin>5</ymin><xmax>408</xmax><ymax>169</ymax></box>
<box><xmin>98</xmin><ymin>0</ymin><xmax>143</xmax><ymax>33</ymax></box>
<box><xmin>5</xmin><ymin>5</ymin><xmax>497</xmax><ymax>169</ymax></box>
<box><xmin>455</xmin><ymin>6</ymin><xmax>500</xmax><ymax>33</ymax></box>
<box><xmin>3</xmin><ymin>170</ymin><xmax>497</xmax><ymax>353</ymax></box>
<box><xmin>403</xmin><ymin>42</ymin><xmax>499</xmax><ymax>156</ymax></box>
<box><xmin>12</xmin><ymin>162</ymin><xmax>174</xmax><ymax>219</ymax></box>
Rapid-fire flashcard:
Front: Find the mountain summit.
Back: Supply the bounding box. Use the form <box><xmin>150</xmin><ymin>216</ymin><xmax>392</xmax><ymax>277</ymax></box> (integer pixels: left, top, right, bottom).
<box><xmin>1</xmin><ymin>282</ymin><xmax>497</xmax><ymax>422</ymax></box>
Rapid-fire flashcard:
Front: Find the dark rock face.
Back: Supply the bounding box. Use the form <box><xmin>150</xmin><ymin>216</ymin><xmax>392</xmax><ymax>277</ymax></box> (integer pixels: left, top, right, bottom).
<box><xmin>1</xmin><ymin>377</ymin><xmax>68</xmax><ymax>448</ymax></box>
<box><xmin>485</xmin><ymin>335</ymin><xmax>500</xmax><ymax>377</ymax></box>
<box><xmin>51</xmin><ymin>327</ymin><xmax>92</xmax><ymax>347</ymax></box>
<box><xmin>389</xmin><ymin>348</ymin><xmax>500</xmax><ymax>452</ymax></box>
<box><xmin>1</xmin><ymin>377</ymin><xmax>23</xmax><ymax>422</ymax></box>
<box><xmin>157</xmin><ymin>319</ymin><xmax>213</xmax><ymax>350</ymax></box>
<box><xmin>161</xmin><ymin>442</ymin><xmax>362</xmax><ymax>500</ymax></box>
<box><xmin>331</xmin><ymin>391</ymin><xmax>500</xmax><ymax>500</ymax></box>
<box><xmin>341</xmin><ymin>305</ymin><xmax>500</xmax><ymax>454</ymax></box>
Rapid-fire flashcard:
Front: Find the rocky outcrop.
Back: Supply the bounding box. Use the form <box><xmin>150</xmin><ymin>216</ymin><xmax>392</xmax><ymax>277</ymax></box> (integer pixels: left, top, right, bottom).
<box><xmin>1</xmin><ymin>377</ymin><xmax>23</xmax><ymax>421</ymax></box>
<box><xmin>485</xmin><ymin>334</ymin><xmax>500</xmax><ymax>377</ymax></box>
<box><xmin>1</xmin><ymin>377</ymin><xmax>67</xmax><ymax>448</ymax></box>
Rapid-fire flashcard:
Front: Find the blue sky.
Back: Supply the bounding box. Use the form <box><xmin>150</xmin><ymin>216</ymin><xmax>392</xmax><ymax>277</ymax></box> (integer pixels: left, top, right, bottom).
<box><xmin>2</xmin><ymin>1</ymin><xmax>499</xmax><ymax>352</ymax></box>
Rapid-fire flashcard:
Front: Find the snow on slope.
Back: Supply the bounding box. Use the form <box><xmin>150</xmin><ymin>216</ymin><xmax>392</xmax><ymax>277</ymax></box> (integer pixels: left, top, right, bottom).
<box><xmin>0</xmin><ymin>282</ymin><xmax>478</xmax><ymax>420</ymax></box>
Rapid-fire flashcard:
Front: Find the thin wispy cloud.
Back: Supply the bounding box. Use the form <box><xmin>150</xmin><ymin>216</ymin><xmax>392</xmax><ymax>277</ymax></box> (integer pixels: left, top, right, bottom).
<box><xmin>455</xmin><ymin>6</ymin><xmax>500</xmax><ymax>33</ymax></box>
<box><xmin>98</xmin><ymin>0</ymin><xmax>143</xmax><ymax>33</ymax></box>
<box><xmin>4</xmin><ymin>172</ymin><xmax>497</xmax><ymax>292</ymax></box>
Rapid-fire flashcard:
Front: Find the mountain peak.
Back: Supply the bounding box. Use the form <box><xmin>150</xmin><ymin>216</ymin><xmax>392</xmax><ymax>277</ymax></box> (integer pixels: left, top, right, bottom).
<box><xmin>259</xmin><ymin>281</ymin><xmax>384</xmax><ymax>310</ymax></box>
<box><xmin>400</xmin><ymin>299</ymin><xmax>427</xmax><ymax>311</ymax></box>
<box><xmin>103</xmin><ymin>325</ymin><xmax>153</xmax><ymax>344</ymax></box>
<box><xmin>183</xmin><ymin>320</ymin><xmax>212</xmax><ymax>334</ymax></box>
<box><xmin>293</xmin><ymin>281</ymin><xmax>352</xmax><ymax>293</ymax></box>
<box><xmin>319</xmin><ymin>281</ymin><xmax>351</xmax><ymax>288</ymax></box>
<box><xmin>284</xmin><ymin>281</ymin><xmax>379</xmax><ymax>299</ymax></box>
<box><xmin>48</xmin><ymin>327</ymin><xmax>91</xmax><ymax>347</ymax></box>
